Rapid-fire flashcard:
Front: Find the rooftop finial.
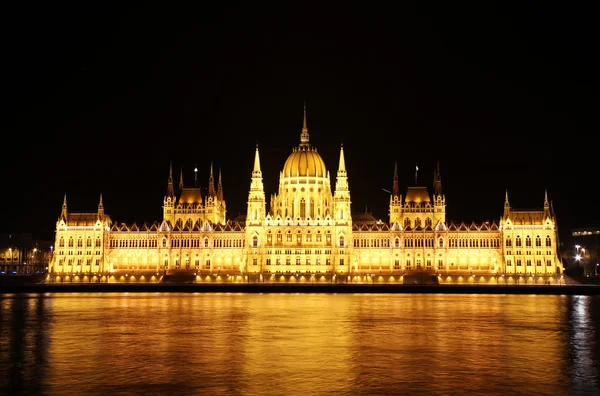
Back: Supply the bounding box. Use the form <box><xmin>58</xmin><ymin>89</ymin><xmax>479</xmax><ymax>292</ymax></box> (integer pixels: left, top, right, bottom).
<box><xmin>300</xmin><ymin>101</ymin><xmax>309</xmax><ymax>146</ymax></box>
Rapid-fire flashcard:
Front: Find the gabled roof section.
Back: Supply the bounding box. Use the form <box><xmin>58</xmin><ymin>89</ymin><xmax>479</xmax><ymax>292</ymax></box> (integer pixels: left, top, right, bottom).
<box><xmin>66</xmin><ymin>213</ymin><xmax>100</xmax><ymax>227</ymax></box>
<box><xmin>509</xmin><ymin>210</ymin><xmax>545</xmax><ymax>225</ymax></box>
<box><xmin>130</xmin><ymin>223</ymin><xmax>139</xmax><ymax>232</ymax></box>
<box><xmin>469</xmin><ymin>222</ymin><xmax>479</xmax><ymax>231</ymax></box>
<box><xmin>149</xmin><ymin>222</ymin><xmax>159</xmax><ymax>231</ymax></box>
<box><xmin>489</xmin><ymin>221</ymin><xmax>499</xmax><ymax>230</ymax></box>
<box><xmin>380</xmin><ymin>223</ymin><xmax>389</xmax><ymax>231</ymax></box>
<box><xmin>404</xmin><ymin>186</ymin><xmax>431</xmax><ymax>204</ymax></box>
<box><xmin>448</xmin><ymin>222</ymin><xmax>457</xmax><ymax>231</ymax></box>
<box><xmin>458</xmin><ymin>222</ymin><xmax>468</xmax><ymax>231</ymax></box>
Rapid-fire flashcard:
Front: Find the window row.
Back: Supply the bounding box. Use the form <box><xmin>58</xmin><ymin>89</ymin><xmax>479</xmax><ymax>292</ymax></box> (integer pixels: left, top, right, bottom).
<box><xmin>505</xmin><ymin>235</ymin><xmax>552</xmax><ymax>247</ymax></box>
<box><xmin>59</xmin><ymin>236</ymin><xmax>102</xmax><ymax>248</ymax></box>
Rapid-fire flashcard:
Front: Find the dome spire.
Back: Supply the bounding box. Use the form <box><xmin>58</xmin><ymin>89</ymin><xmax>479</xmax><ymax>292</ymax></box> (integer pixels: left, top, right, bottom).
<box><xmin>300</xmin><ymin>101</ymin><xmax>309</xmax><ymax>146</ymax></box>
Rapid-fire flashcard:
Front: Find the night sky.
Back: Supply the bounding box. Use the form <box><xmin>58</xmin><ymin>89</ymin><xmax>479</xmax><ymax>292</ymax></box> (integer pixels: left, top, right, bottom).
<box><xmin>2</xmin><ymin>3</ymin><xmax>597</xmax><ymax>243</ymax></box>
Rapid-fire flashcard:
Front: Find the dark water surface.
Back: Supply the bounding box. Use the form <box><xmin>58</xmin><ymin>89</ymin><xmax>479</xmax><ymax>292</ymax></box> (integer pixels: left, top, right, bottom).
<box><xmin>1</xmin><ymin>293</ymin><xmax>599</xmax><ymax>395</ymax></box>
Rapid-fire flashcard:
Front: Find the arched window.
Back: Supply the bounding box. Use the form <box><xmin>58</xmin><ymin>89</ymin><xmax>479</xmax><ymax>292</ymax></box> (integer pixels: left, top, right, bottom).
<box><xmin>394</xmin><ymin>237</ymin><xmax>400</xmax><ymax>248</ymax></box>
<box><xmin>525</xmin><ymin>236</ymin><xmax>532</xmax><ymax>247</ymax></box>
<box><xmin>204</xmin><ymin>238</ymin><xmax>209</xmax><ymax>248</ymax></box>
<box><xmin>515</xmin><ymin>236</ymin><xmax>522</xmax><ymax>247</ymax></box>
<box><xmin>438</xmin><ymin>237</ymin><xmax>444</xmax><ymax>248</ymax></box>
<box><xmin>252</xmin><ymin>235</ymin><xmax>258</xmax><ymax>247</ymax></box>
<box><xmin>415</xmin><ymin>218</ymin><xmax>421</xmax><ymax>228</ymax></box>
<box><xmin>96</xmin><ymin>237</ymin><xmax>101</xmax><ymax>247</ymax></box>
<box><xmin>425</xmin><ymin>218</ymin><xmax>432</xmax><ymax>228</ymax></box>
<box><xmin>300</xmin><ymin>198</ymin><xmax>306</xmax><ymax>218</ymax></box>
<box><xmin>545</xmin><ymin>236</ymin><xmax>552</xmax><ymax>247</ymax></box>
<box><xmin>535</xmin><ymin>236</ymin><xmax>542</xmax><ymax>247</ymax></box>
<box><xmin>339</xmin><ymin>235</ymin><xmax>345</xmax><ymax>246</ymax></box>
<box><xmin>404</xmin><ymin>218</ymin><xmax>411</xmax><ymax>228</ymax></box>
<box><xmin>162</xmin><ymin>238</ymin><xmax>168</xmax><ymax>248</ymax></box>
<box><xmin>86</xmin><ymin>237</ymin><xmax>92</xmax><ymax>247</ymax></box>
<box><xmin>59</xmin><ymin>237</ymin><xmax>65</xmax><ymax>248</ymax></box>
<box><xmin>505</xmin><ymin>237</ymin><xmax>512</xmax><ymax>247</ymax></box>
<box><xmin>68</xmin><ymin>238</ymin><xmax>74</xmax><ymax>247</ymax></box>
<box><xmin>77</xmin><ymin>238</ymin><xmax>83</xmax><ymax>247</ymax></box>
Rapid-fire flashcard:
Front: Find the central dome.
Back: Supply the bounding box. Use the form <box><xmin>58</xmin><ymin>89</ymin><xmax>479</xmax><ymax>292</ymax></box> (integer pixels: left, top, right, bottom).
<box><xmin>282</xmin><ymin>147</ymin><xmax>327</xmax><ymax>177</ymax></box>
<box><xmin>281</xmin><ymin>103</ymin><xmax>328</xmax><ymax>178</ymax></box>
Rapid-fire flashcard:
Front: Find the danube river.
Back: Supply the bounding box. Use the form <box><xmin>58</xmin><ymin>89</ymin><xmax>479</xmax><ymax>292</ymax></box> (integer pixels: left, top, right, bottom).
<box><xmin>1</xmin><ymin>293</ymin><xmax>599</xmax><ymax>395</ymax></box>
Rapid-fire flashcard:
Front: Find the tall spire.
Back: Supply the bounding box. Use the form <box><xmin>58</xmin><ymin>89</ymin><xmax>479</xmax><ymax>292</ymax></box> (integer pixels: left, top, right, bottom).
<box><xmin>335</xmin><ymin>143</ymin><xmax>349</xmax><ymax>193</ymax></box>
<box><xmin>217</xmin><ymin>166</ymin><xmax>223</xmax><ymax>201</ymax></box>
<box><xmin>208</xmin><ymin>161</ymin><xmax>216</xmax><ymax>196</ymax></box>
<box><xmin>167</xmin><ymin>162</ymin><xmax>175</xmax><ymax>197</ymax></box>
<box><xmin>544</xmin><ymin>189</ymin><xmax>549</xmax><ymax>207</ymax></box>
<box><xmin>337</xmin><ymin>143</ymin><xmax>346</xmax><ymax>174</ymax></box>
<box><xmin>433</xmin><ymin>160</ymin><xmax>442</xmax><ymax>196</ymax></box>
<box><xmin>503</xmin><ymin>189</ymin><xmax>510</xmax><ymax>218</ymax></box>
<box><xmin>252</xmin><ymin>144</ymin><xmax>262</xmax><ymax>177</ymax></box>
<box><xmin>61</xmin><ymin>193</ymin><xmax>68</xmax><ymax>220</ymax></box>
<box><xmin>179</xmin><ymin>166</ymin><xmax>184</xmax><ymax>189</ymax></box>
<box><xmin>392</xmin><ymin>161</ymin><xmax>400</xmax><ymax>197</ymax></box>
<box><xmin>98</xmin><ymin>193</ymin><xmax>104</xmax><ymax>218</ymax></box>
<box><xmin>300</xmin><ymin>101</ymin><xmax>309</xmax><ymax>146</ymax></box>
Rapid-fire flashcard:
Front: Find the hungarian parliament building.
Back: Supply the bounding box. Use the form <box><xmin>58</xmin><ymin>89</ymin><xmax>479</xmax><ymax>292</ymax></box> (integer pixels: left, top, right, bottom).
<box><xmin>49</xmin><ymin>108</ymin><xmax>564</xmax><ymax>284</ymax></box>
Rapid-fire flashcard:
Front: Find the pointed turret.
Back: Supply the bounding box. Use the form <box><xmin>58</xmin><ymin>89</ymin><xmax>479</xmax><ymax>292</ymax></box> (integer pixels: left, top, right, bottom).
<box><xmin>337</xmin><ymin>143</ymin><xmax>347</xmax><ymax>175</ymax></box>
<box><xmin>98</xmin><ymin>193</ymin><xmax>104</xmax><ymax>218</ymax></box>
<box><xmin>392</xmin><ymin>161</ymin><xmax>400</xmax><ymax>197</ymax></box>
<box><xmin>217</xmin><ymin>166</ymin><xmax>224</xmax><ymax>201</ymax></box>
<box><xmin>300</xmin><ymin>101</ymin><xmax>310</xmax><ymax>147</ymax></box>
<box><xmin>61</xmin><ymin>193</ymin><xmax>68</xmax><ymax>220</ymax></box>
<box><xmin>167</xmin><ymin>162</ymin><xmax>175</xmax><ymax>197</ymax></box>
<box><xmin>247</xmin><ymin>144</ymin><xmax>266</xmax><ymax>225</ymax></box>
<box><xmin>179</xmin><ymin>166</ymin><xmax>184</xmax><ymax>189</ymax></box>
<box><xmin>503</xmin><ymin>190</ymin><xmax>511</xmax><ymax>218</ymax></box>
<box><xmin>433</xmin><ymin>160</ymin><xmax>442</xmax><ymax>196</ymax></box>
<box><xmin>543</xmin><ymin>189</ymin><xmax>551</xmax><ymax>219</ymax></box>
<box><xmin>334</xmin><ymin>143</ymin><xmax>351</xmax><ymax>222</ymax></box>
<box><xmin>389</xmin><ymin>162</ymin><xmax>403</xmax><ymax>225</ymax></box>
<box><xmin>432</xmin><ymin>160</ymin><xmax>446</xmax><ymax>226</ymax></box>
<box><xmin>208</xmin><ymin>161</ymin><xmax>216</xmax><ymax>197</ymax></box>
<box><xmin>252</xmin><ymin>144</ymin><xmax>262</xmax><ymax>177</ymax></box>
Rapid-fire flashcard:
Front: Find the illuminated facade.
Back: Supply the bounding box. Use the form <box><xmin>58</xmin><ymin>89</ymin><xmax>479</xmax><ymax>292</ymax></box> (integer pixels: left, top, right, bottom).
<box><xmin>49</xmin><ymin>107</ymin><xmax>564</xmax><ymax>284</ymax></box>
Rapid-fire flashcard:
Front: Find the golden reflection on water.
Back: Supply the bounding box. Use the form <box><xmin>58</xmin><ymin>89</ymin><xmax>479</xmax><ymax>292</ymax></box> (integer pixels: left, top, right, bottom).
<box><xmin>1</xmin><ymin>293</ymin><xmax>599</xmax><ymax>395</ymax></box>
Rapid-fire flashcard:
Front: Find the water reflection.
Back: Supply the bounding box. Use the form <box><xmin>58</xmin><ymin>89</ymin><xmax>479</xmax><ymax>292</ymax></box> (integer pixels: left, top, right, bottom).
<box><xmin>1</xmin><ymin>293</ymin><xmax>599</xmax><ymax>395</ymax></box>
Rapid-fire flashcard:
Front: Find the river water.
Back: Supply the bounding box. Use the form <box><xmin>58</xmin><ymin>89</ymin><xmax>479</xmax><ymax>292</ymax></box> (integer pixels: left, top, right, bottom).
<box><xmin>1</xmin><ymin>292</ymin><xmax>599</xmax><ymax>395</ymax></box>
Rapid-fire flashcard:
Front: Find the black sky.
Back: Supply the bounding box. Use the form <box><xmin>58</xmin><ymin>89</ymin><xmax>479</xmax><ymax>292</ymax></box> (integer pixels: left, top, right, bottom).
<box><xmin>2</xmin><ymin>3</ymin><xmax>598</xmax><ymax>242</ymax></box>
